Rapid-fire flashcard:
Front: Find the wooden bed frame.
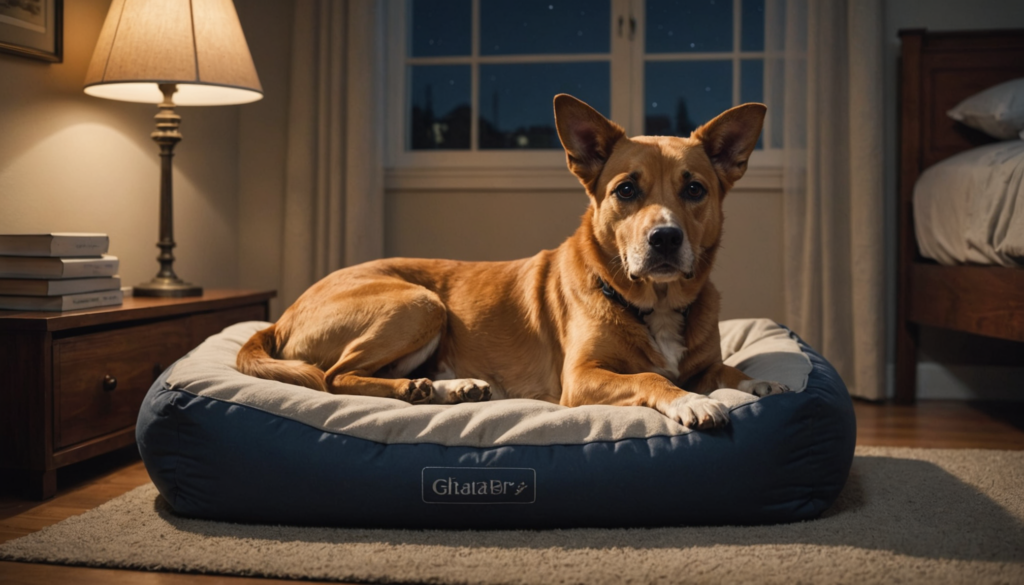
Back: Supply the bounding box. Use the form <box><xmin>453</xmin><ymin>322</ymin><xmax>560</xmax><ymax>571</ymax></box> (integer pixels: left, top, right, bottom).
<box><xmin>896</xmin><ymin>29</ymin><xmax>1024</xmax><ymax>403</ymax></box>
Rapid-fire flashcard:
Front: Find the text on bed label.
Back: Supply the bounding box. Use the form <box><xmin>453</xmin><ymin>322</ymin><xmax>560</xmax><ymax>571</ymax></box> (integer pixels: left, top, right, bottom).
<box><xmin>421</xmin><ymin>467</ymin><xmax>536</xmax><ymax>504</ymax></box>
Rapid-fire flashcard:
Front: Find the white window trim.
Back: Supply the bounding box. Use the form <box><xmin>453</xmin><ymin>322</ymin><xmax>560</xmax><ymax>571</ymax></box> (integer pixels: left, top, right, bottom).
<box><xmin>385</xmin><ymin>0</ymin><xmax>783</xmax><ymax>190</ymax></box>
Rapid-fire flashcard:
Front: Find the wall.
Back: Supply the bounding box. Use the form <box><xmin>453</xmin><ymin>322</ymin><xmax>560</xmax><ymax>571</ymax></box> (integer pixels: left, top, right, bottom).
<box><xmin>0</xmin><ymin>0</ymin><xmax>242</xmax><ymax>292</ymax></box>
<box><xmin>883</xmin><ymin>0</ymin><xmax>1024</xmax><ymax>399</ymax></box>
<box><xmin>235</xmin><ymin>0</ymin><xmax>294</xmax><ymax>318</ymax></box>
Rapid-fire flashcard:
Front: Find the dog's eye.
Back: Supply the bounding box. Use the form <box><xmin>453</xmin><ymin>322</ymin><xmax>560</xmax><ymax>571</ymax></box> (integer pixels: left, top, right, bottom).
<box><xmin>683</xmin><ymin>181</ymin><xmax>707</xmax><ymax>202</ymax></box>
<box><xmin>615</xmin><ymin>182</ymin><xmax>638</xmax><ymax>201</ymax></box>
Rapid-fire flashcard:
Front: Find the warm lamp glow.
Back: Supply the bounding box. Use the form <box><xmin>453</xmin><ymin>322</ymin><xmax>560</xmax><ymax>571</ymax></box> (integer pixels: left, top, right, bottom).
<box><xmin>83</xmin><ymin>0</ymin><xmax>263</xmax><ymax>105</ymax></box>
<box><xmin>84</xmin><ymin>82</ymin><xmax>263</xmax><ymax>106</ymax></box>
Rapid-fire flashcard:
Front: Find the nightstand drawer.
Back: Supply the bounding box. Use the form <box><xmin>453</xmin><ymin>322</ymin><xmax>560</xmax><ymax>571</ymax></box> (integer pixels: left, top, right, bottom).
<box><xmin>1</xmin><ymin>290</ymin><xmax>274</xmax><ymax>499</ymax></box>
<box><xmin>54</xmin><ymin>319</ymin><xmax>192</xmax><ymax>449</ymax></box>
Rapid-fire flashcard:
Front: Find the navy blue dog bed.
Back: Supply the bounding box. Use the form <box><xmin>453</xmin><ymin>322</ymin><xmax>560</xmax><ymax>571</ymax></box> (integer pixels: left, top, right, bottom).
<box><xmin>137</xmin><ymin>318</ymin><xmax>855</xmax><ymax>528</ymax></box>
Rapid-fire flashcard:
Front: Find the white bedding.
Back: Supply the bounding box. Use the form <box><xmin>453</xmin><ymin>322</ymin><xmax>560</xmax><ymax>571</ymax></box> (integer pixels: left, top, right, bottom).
<box><xmin>913</xmin><ymin>140</ymin><xmax>1024</xmax><ymax>266</ymax></box>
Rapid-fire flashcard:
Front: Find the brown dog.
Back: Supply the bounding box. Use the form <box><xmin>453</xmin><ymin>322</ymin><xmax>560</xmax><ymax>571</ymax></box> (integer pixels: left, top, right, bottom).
<box><xmin>237</xmin><ymin>94</ymin><xmax>788</xmax><ymax>429</ymax></box>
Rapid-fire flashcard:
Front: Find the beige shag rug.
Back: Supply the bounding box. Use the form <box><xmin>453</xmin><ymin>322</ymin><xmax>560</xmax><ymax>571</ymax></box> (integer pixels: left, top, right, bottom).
<box><xmin>2</xmin><ymin>447</ymin><xmax>1023</xmax><ymax>585</ymax></box>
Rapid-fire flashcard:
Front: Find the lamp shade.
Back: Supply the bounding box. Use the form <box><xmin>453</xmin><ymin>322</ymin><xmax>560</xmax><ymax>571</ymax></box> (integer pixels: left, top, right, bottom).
<box><xmin>84</xmin><ymin>0</ymin><xmax>262</xmax><ymax>105</ymax></box>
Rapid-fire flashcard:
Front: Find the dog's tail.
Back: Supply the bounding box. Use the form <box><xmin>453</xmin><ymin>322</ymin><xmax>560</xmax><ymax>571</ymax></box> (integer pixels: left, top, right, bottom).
<box><xmin>236</xmin><ymin>324</ymin><xmax>327</xmax><ymax>392</ymax></box>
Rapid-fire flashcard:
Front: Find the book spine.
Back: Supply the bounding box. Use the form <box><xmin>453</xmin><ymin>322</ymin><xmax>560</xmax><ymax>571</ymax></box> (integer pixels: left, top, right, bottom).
<box><xmin>61</xmin><ymin>290</ymin><xmax>124</xmax><ymax>311</ymax></box>
<box><xmin>47</xmin><ymin>277</ymin><xmax>121</xmax><ymax>296</ymax></box>
<box><xmin>63</xmin><ymin>259</ymin><xmax>119</xmax><ymax>278</ymax></box>
<box><xmin>0</xmin><ymin>257</ymin><xmax>120</xmax><ymax>279</ymax></box>
<box><xmin>51</xmin><ymin>237</ymin><xmax>110</xmax><ymax>257</ymax></box>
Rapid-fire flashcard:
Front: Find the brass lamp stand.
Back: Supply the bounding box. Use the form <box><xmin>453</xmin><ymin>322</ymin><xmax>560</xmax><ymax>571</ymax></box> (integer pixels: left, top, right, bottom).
<box><xmin>135</xmin><ymin>83</ymin><xmax>201</xmax><ymax>298</ymax></box>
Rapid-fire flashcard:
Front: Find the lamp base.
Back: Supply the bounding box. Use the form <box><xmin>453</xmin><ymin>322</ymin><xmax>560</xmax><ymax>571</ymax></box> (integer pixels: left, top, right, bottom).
<box><xmin>136</xmin><ymin>86</ymin><xmax>202</xmax><ymax>300</ymax></box>
<box><xmin>134</xmin><ymin>277</ymin><xmax>202</xmax><ymax>298</ymax></box>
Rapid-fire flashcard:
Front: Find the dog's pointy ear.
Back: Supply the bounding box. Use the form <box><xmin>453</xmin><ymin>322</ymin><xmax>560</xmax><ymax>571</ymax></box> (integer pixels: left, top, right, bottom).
<box><xmin>691</xmin><ymin>103</ymin><xmax>766</xmax><ymax>190</ymax></box>
<box><xmin>554</xmin><ymin>94</ymin><xmax>625</xmax><ymax>192</ymax></box>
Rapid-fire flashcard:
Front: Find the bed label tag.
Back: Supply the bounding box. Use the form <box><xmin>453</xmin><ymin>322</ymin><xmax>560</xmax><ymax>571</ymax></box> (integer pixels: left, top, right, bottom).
<box><xmin>421</xmin><ymin>467</ymin><xmax>536</xmax><ymax>504</ymax></box>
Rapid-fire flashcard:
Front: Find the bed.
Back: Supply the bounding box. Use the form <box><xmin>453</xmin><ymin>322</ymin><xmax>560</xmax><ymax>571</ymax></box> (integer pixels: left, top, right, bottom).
<box><xmin>895</xmin><ymin>28</ymin><xmax>1024</xmax><ymax>403</ymax></box>
<box><xmin>137</xmin><ymin>319</ymin><xmax>855</xmax><ymax>528</ymax></box>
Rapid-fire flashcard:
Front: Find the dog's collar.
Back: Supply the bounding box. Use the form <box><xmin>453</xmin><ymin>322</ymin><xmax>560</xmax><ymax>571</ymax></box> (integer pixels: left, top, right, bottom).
<box><xmin>596</xmin><ymin>277</ymin><xmax>692</xmax><ymax>324</ymax></box>
<box><xmin>597</xmin><ymin>278</ymin><xmax>652</xmax><ymax>323</ymax></box>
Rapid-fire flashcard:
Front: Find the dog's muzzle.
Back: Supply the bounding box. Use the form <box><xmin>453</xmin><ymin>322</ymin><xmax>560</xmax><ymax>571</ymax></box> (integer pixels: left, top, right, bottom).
<box><xmin>639</xmin><ymin>226</ymin><xmax>694</xmax><ymax>280</ymax></box>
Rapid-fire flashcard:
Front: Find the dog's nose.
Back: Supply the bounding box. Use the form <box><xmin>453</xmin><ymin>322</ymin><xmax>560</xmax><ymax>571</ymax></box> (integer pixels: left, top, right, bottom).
<box><xmin>648</xmin><ymin>227</ymin><xmax>684</xmax><ymax>254</ymax></box>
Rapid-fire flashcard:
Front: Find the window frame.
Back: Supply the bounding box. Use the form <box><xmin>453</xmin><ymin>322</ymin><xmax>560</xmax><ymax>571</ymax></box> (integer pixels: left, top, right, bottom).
<box><xmin>631</xmin><ymin>0</ymin><xmax>782</xmax><ymax>167</ymax></box>
<box><xmin>385</xmin><ymin>0</ymin><xmax>781</xmax><ymax>174</ymax></box>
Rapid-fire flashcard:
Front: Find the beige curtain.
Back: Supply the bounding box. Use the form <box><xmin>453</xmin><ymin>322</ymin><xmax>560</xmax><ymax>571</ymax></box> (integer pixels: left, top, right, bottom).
<box><xmin>280</xmin><ymin>0</ymin><xmax>385</xmax><ymax>307</ymax></box>
<box><xmin>776</xmin><ymin>0</ymin><xmax>885</xmax><ymax>399</ymax></box>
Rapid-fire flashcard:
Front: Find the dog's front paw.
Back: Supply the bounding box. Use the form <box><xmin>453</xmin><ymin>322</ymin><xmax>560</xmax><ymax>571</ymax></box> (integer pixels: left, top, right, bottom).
<box><xmin>662</xmin><ymin>394</ymin><xmax>730</xmax><ymax>429</ymax></box>
<box><xmin>399</xmin><ymin>378</ymin><xmax>434</xmax><ymax>404</ymax></box>
<box><xmin>738</xmin><ymin>379</ymin><xmax>791</xmax><ymax>397</ymax></box>
<box><xmin>434</xmin><ymin>378</ymin><xmax>492</xmax><ymax>404</ymax></box>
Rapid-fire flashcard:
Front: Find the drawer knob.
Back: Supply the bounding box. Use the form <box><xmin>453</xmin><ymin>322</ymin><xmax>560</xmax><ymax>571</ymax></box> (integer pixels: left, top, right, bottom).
<box><xmin>102</xmin><ymin>375</ymin><xmax>117</xmax><ymax>392</ymax></box>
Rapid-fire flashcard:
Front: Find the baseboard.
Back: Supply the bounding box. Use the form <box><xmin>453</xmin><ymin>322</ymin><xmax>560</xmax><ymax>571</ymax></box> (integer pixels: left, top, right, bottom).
<box><xmin>913</xmin><ymin>362</ymin><xmax>1024</xmax><ymax>401</ymax></box>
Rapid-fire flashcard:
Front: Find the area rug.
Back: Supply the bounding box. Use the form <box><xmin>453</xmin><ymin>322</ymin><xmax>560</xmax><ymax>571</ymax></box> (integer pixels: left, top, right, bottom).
<box><xmin>2</xmin><ymin>447</ymin><xmax>1023</xmax><ymax>585</ymax></box>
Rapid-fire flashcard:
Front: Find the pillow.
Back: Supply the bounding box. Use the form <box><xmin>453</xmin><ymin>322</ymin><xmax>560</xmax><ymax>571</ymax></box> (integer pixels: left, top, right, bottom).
<box><xmin>947</xmin><ymin>77</ymin><xmax>1024</xmax><ymax>140</ymax></box>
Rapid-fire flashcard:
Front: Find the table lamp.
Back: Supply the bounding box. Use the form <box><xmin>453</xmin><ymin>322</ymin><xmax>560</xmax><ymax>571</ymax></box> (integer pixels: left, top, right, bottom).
<box><xmin>83</xmin><ymin>0</ymin><xmax>262</xmax><ymax>297</ymax></box>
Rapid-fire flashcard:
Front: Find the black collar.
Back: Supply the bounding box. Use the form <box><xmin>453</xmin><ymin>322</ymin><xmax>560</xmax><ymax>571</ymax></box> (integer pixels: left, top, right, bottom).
<box><xmin>597</xmin><ymin>277</ymin><xmax>691</xmax><ymax>324</ymax></box>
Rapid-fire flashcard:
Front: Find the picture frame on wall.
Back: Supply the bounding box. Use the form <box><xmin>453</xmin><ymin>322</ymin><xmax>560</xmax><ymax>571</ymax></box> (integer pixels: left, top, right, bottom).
<box><xmin>0</xmin><ymin>0</ymin><xmax>62</xmax><ymax>63</ymax></box>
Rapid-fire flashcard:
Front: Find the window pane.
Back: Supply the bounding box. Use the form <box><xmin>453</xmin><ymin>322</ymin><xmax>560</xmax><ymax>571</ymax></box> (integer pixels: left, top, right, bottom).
<box><xmin>479</xmin><ymin>62</ymin><xmax>610</xmax><ymax>149</ymax></box>
<box><xmin>741</xmin><ymin>0</ymin><xmax>765</xmax><ymax>52</ymax></box>
<box><xmin>741</xmin><ymin>59</ymin><xmax>764</xmax><ymax>149</ymax></box>
<box><xmin>740</xmin><ymin>60</ymin><xmax>763</xmax><ymax>105</ymax></box>
<box><xmin>409</xmin><ymin>0</ymin><xmax>471</xmax><ymax>57</ymax></box>
<box><xmin>646</xmin><ymin>0</ymin><xmax>732</xmax><ymax>54</ymax></box>
<box><xmin>480</xmin><ymin>0</ymin><xmax>610</xmax><ymax>56</ymax></box>
<box><xmin>645</xmin><ymin>61</ymin><xmax>732</xmax><ymax>137</ymax></box>
<box><xmin>409</xmin><ymin>65</ymin><xmax>471</xmax><ymax>150</ymax></box>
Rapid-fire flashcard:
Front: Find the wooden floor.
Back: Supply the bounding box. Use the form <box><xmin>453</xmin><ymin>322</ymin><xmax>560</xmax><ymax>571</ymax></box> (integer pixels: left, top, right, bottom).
<box><xmin>2</xmin><ymin>399</ymin><xmax>1023</xmax><ymax>584</ymax></box>
<box><xmin>853</xmin><ymin>400</ymin><xmax>1024</xmax><ymax>450</ymax></box>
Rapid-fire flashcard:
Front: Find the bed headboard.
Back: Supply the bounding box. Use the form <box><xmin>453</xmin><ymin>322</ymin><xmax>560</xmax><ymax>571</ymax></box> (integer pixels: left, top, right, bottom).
<box><xmin>898</xmin><ymin>29</ymin><xmax>1024</xmax><ymax>264</ymax></box>
<box><xmin>900</xmin><ymin>28</ymin><xmax>1024</xmax><ymax>174</ymax></box>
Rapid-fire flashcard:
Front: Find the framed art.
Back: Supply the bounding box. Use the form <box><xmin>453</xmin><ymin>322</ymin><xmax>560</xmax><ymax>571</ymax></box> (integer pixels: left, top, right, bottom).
<box><xmin>0</xmin><ymin>0</ymin><xmax>62</xmax><ymax>63</ymax></box>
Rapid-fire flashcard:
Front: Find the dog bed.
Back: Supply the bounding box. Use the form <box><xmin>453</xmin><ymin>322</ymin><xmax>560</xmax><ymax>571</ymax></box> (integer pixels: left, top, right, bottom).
<box><xmin>137</xmin><ymin>318</ymin><xmax>855</xmax><ymax>528</ymax></box>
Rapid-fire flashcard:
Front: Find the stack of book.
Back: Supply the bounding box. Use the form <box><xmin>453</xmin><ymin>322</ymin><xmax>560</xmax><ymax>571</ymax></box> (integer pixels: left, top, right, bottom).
<box><xmin>0</xmin><ymin>233</ymin><xmax>124</xmax><ymax>312</ymax></box>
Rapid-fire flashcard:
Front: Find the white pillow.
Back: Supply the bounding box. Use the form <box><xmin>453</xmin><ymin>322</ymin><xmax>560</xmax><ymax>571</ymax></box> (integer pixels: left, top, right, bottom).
<box><xmin>947</xmin><ymin>77</ymin><xmax>1024</xmax><ymax>140</ymax></box>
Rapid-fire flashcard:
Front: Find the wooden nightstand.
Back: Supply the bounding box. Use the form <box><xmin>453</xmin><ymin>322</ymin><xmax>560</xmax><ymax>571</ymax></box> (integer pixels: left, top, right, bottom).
<box><xmin>0</xmin><ymin>289</ymin><xmax>275</xmax><ymax>499</ymax></box>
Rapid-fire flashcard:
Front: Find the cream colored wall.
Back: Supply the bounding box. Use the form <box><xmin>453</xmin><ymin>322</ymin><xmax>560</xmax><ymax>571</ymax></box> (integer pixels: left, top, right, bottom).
<box><xmin>385</xmin><ymin>186</ymin><xmax>785</xmax><ymax>323</ymax></box>
<box><xmin>0</xmin><ymin>0</ymin><xmax>241</xmax><ymax>291</ymax></box>
<box><xmin>235</xmin><ymin>0</ymin><xmax>293</xmax><ymax>318</ymax></box>
<box><xmin>385</xmin><ymin>189</ymin><xmax>586</xmax><ymax>262</ymax></box>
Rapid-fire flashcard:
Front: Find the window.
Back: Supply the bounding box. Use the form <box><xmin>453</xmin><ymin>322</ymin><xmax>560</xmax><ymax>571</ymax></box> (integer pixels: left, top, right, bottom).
<box><xmin>386</xmin><ymin>0</ymin><xmax>781</xmax><ymax>170</ymax></box>
<box><xmin>643</xmin><ymin>0</ymin><xmax>774</xmax><ymax>151</ymax></box>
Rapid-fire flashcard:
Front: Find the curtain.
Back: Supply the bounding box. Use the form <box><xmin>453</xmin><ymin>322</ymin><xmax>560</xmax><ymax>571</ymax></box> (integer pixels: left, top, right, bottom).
<box><xmin>774</xmin><ymin>0</ymin><xmax>885</xmax><ymax>400</ymax></box>
<box><xmin>280</xmin><ymin>0</ymin><xmax>385</xmax><ymax>307</ymax></box>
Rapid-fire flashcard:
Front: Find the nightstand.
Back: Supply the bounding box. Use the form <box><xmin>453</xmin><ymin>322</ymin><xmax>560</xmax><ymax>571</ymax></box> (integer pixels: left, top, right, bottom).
<box><xmin>0</xmin><ymin>290</ymin><xmax>275</xmax><ymax>499</ymax></box>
